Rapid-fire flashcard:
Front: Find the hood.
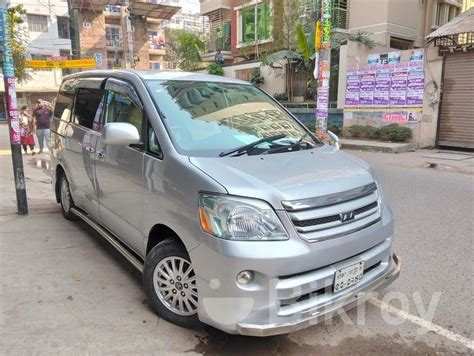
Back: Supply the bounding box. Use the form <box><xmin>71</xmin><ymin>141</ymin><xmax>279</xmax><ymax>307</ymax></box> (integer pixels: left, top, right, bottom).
<box><xmin>189</xmin><ymin>145</ymin><xmax>375</xmax><ymax>209</ymax></box>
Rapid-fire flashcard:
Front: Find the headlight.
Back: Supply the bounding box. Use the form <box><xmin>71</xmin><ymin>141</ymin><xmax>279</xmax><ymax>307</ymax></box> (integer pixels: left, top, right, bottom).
<box><xmin>199</xmin><ymin>193</ymin><xmax>289</xmax><ymax>241</ymax></box>
<box><xmin>374</xmin><ymin>178</ymin><xmax>386</xmax><ymax>210</ymax></box>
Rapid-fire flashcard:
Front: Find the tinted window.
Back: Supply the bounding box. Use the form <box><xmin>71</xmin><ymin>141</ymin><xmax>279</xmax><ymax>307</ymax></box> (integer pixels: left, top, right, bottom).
<box><xmin>105</xmin><ymin>91</ymin><xmax>143</xmax><ymax>139</ymax></box>
<box><xmin>54</xmin><ymin>92</ymin><xmax>74</xmax><ymax>122</ymax></box>
<box><xmin>73</xmin><ymin>88</ymin><xmax>106</xmax><ymax>130</ymax></box>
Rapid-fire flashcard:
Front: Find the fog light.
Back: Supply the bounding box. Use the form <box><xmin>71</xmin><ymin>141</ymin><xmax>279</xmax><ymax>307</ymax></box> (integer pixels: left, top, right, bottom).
<box><xmin>236</xmin><ymin>270</ymin><xmax>254</xmax><ymax>285</ymax></box>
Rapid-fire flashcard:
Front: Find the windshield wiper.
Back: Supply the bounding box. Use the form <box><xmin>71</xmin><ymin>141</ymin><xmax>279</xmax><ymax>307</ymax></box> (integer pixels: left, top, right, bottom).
<box><xmin>219</xmin><ymin>134</ymin><xmax>287</xmax><ymax>157</ymax></box>
<box><xmin>261</xmin><ymin>133</ymin><xmax>311</xmax><ymax>155</ymax></box>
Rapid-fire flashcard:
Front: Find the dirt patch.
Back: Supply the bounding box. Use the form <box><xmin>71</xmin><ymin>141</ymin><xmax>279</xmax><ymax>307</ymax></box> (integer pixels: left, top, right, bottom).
<box><xmin>191</xmin><ymin>329</ymin><xmax>453</xmax><ymax>355</ymax></box>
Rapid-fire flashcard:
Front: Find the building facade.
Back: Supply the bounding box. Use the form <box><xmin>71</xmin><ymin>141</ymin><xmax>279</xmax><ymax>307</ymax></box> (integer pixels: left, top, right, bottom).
<box><xmin>72</xmin><ymin>0</ymin><xmax>180</xmax><ymax>71</ymax></box>
<box><xmin>0</xmin><ymin>0</ymin><xmax>72</xmax><ymax>114</ymax></box>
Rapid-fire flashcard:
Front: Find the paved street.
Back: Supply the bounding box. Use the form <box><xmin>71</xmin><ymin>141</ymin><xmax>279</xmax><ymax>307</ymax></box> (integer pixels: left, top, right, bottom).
<box><xmin>0</xmin><ymin>123</ymin><xmax>473</xmax><ymax>354</ymax></box>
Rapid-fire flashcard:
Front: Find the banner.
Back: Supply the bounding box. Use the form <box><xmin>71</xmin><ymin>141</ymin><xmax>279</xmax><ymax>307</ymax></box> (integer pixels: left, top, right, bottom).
<box><xmin>25</xmin><ymin>58</ymin><xmax>96</xmax><ymax>69</ymax></box>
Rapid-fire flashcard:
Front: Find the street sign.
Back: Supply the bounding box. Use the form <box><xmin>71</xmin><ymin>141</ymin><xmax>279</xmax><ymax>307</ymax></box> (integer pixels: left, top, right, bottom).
<box><xmin>25</xmin><ymin>58</ymin><xmax>96</xmax><ymax>69</ymax></box>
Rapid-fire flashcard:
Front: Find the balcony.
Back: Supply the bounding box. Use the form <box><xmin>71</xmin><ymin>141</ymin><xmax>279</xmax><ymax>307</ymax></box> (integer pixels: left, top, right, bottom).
<box><xmin>129</xmin><ymin>1</ymin><xmax>180</xmax><ymax>20</ymax></box>
<box><xmin>149</xmin><ymin>43</ymin><xmax>166</xmax><ymax>56</ymax></box>
<box><xmin>72</xmin><ymin>0</ymin><xmax>113</xmax><ymax>11</ymax></box>
<box><xmin>104</xmin><ymin>5</ymin><xmax>121</xmax><ymax>17</ymax></box>
<box><xmin>200</xmin><ymin>0</ymin><xmax>231</xmax><ymax>16</ymax></box>
<box><xmin>106</xmin><ymin>39</ymin><xmax>124</xmax><ymax>49</ymax></box>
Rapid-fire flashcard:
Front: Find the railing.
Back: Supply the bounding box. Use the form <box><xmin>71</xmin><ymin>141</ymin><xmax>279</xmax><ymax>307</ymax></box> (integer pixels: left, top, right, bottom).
<box><xmin>106</xmin><ymin>39</ymin><xmax>124</xmax><ymax>48</ymax></box>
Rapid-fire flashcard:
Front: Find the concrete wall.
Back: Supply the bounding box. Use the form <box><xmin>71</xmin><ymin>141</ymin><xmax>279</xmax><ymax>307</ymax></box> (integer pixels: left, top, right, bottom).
<box><xmin>217</xmin><ymin>61</ymin><xmax>286</xmax><ymax>95</ymax></box>
<box><xmin>338</xmin><ymin>45</ymin><xmax>443</xmax><ymax>148</ymax></box>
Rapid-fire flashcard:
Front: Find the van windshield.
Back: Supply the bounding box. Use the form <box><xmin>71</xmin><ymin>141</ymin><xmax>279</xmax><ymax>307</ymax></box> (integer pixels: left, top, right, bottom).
<box><xmin>146</xmin><ymin>80</ymin><xmax>320</xmax><ymax>157</ymax></box>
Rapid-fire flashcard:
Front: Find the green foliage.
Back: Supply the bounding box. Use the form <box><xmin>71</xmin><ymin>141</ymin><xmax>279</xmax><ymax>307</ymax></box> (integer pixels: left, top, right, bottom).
<box><xmin>250</xmin><ymin>68</ymin><xmax>264</xmax><ymax>86</ymax></box>
<box><xmin>164</xmin><ymin>28</ymin><xmax>181</xmax><ymax>69</ymax></box>
<box><xmin>332</xmin><ymin>31</ymin><xmax>378</xmax><ymax>50</ymax></box>
<box><xmin>273</xmin><ymin>92</ymin><xmax>288</xmax><ymax>102</ymax></box>
<box><xmin>296</xmin><ymin>24</ymin><xmax>311</xmax><ymax>63</ymax></box>
<box><xmin>207</xmin><ymin>63</ymin><xmax>224</xmax><ymax>76</ymax></box>
<box><xmin>6</xmin><ymin>5</ymin><xmax>31</xmax><ymax>84</ymax></box>
<box><xmin>346</xmin><ymin>124</ymin><xmax>412</xmax><ymax>142</ymax></box>
<box><xmin>328</xmin><ymin>124</ymin><xmax>341</xmax><ymax>136</ymax></box>
<box><xmin>176</xmin><ymin>32</ymin><xmax>204</xmax><ymax>71</ymax></box>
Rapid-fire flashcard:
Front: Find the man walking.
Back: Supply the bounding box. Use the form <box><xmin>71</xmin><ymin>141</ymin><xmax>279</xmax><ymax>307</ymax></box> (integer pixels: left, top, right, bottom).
<box><xmin>33</xmin><ymin>99</ymin><xmax>53</xmax><ymax>154</ymax></box>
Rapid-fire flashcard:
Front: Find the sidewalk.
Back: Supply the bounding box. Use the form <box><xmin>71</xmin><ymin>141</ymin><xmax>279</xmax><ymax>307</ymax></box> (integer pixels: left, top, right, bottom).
<box><xmin>348</xmin><ymin>148</ymin><xmax>474</xmax><ymax>175</ymax></box>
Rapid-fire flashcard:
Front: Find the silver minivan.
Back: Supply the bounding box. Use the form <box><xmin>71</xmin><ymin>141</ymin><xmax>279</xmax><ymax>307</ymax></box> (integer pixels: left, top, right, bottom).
<box><xmin>51</xmin><ymin>70</ymin><xmax>400</xmax><ymax>336</ymax></box>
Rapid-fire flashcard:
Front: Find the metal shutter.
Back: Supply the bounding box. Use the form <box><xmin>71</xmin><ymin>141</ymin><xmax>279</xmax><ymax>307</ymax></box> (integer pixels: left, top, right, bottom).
<box><xmin>438</xmin><ymin>51</ymin><xmax>474</xmax><ymax>149</ymax></box>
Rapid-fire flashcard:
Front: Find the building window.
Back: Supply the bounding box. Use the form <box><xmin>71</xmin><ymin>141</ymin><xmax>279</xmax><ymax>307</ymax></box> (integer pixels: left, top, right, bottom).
<box><xmin>27</xmin><ymin>14</ymin><xmax>48</xmax><ymax>33</ymax></box>
<box><xmin>104</xmin><ymin>5</ymin><xmax>121</xmax><ymax>14</ymax></box>
<box><xmin>106</xmin><ymin>26</ymin><xmax>123</xmax><ymax>47</ymax></box>
<box><xmin>390</xmin><ymin>36</ymin><xmax>414</xmax><ymax>50</ymax></box>
<box><xmin>150</xmin><ymin>62</ymin><xmax>161</xmax><ymax>70</ymax></box>
<box><xmin>57</xmin><ymin>16</ymin><xmax>70</xmax><ymax>39</ymax></box>
<box><xmin>148</xmin><ymin>30</ymin><xmax>165</xmax><ymax>49</ymax></box>
<box><xmin>238</xmin><ymin>1</ymin><xmax>272</xmax><ymax>45</ymax></box>
<box><xmin>448</xmin><ymin>6</ymin><xmax>458</xmax><ymax>21</ymax></box>
<box><xmin>434</xmin><ymin>3</ymin><xmax>442</xmax><ymax>26</ymax></box>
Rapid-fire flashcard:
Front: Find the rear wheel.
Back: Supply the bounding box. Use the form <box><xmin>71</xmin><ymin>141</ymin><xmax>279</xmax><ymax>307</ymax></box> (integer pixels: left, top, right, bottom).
<box><xmin>143</xmin><ymin>239</ymin><xmax>202</xmax><ymax>329</ymax></box>
<box><xmin>59</xmin><ymin>174</ymin><xmax>78</xmax><ymax>221</ymax></box>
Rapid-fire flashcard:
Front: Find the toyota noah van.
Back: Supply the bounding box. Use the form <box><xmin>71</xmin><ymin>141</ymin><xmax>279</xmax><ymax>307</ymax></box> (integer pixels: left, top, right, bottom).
<box><xmin>51</xmin><ymin>70</ymin><xmax>400</xmax><ymax>336</ymax></box>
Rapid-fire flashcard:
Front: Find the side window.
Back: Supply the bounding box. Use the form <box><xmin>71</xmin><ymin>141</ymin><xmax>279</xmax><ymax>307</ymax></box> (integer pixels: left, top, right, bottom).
<box><xmin>105</xmin><ymin>91</ymin><xmax>143</xmax><ymax>139</ymax></box>
<box><xmin>73</xmin><ymin>88</ymin><xmax>106</xmax><ymax>130</ymax></box>
<box><xmin>147</xmin><ymin>125</ymin><xmax>163</xmax><ymax>158</ymax></box>
<box><xmin>54</xmin><ymin>79</ymin><xmax>76</xmax><ymax>121</ymax></box>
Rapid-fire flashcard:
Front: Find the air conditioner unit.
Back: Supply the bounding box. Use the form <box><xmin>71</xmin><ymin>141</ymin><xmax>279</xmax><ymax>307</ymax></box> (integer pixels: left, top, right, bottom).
<box><xmin>83</xmin><ymin>22</ymin><xmax>92</xmax><ymax>29</ymax></box>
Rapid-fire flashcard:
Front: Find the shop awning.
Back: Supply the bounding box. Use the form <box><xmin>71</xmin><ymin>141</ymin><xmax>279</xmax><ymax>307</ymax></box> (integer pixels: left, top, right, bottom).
<box><xmin>427</xmin><ymin>7</ymin><xmax>474</xmax><ymax>40</ymax></box>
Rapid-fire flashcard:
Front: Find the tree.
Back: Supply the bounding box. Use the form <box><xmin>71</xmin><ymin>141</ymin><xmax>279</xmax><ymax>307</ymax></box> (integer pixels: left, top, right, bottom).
<box><xmin>163</xmin><ymin>28</ymin><xmax>181</xmax><ymax>69</ymax></box>
<box><xmin>175</xmin><ymin>32</ymin><xmax>204</xmax><ymax>71</ymax></box>
<box><xmin>6</xmin><ymin>5</ymin><xmax>31</xmax><ymax>84</ymax></box>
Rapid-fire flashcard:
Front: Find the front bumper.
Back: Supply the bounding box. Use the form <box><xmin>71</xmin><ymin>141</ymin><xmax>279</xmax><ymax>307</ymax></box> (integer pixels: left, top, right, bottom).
<box><xmin>237</xmin><ymin>253</ymin><xmax>401</xmax><ymax>336</ymax></box>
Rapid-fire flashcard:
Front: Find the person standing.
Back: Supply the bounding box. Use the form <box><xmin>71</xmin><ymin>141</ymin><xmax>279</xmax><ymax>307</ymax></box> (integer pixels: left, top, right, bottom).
<box><xmin>19</xmin><ymin>105</ymin><xmax>36</xmax><ymax>155</ymax></box>
<box><xmin>33</xmin><ymin>99</ymin><xmax>53</xmax><ymax>154</ymax></box>
<box><xmin>215</xmin><ymin>49</ymin><xmax>225</xmax><ymax>66</ymax></box>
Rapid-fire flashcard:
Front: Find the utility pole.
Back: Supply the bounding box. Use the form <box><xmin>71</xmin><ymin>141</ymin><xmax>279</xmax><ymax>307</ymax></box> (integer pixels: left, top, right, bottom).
<box><xmin>315</xmin><ymin>0</ymin><xmax>332</xmax><ymax>135</ymax></box>
<box><xmin>67</xmin><ymin>0</ymin><xmax>79</xmax><ymax>59</ymax></box>
<box><xmin>124</xmin><ymin>0</ymin><xmax>134</xmax><ymax>68</ymax></box>
<box><xmin>0</xmin><ymin>1</ymin><xmax>28</xmax><ymax>215</ymax></box>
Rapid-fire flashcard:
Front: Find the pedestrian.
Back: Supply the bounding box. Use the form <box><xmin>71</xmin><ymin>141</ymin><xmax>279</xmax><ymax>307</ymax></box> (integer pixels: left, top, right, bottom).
<box><xmin>19</xmin><ymin>105</ymin><xmax>35</xmax><ymax>155</ymax></box>
<box><xmin>32</xmin><ymin>99</ymin><xmax>53</xmax><ymax>154</ymax></box>
<box><xmin>215</xmin><ymin>49</ymin><xmax>224</xmax><ymax>66</ymax></box>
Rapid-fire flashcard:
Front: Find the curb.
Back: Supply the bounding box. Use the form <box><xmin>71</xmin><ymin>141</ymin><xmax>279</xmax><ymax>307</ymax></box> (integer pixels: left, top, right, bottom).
<box><xmin>341</xmin><ymin>141</ymin><xmax>417</xmax><ymax>154</ymax></box>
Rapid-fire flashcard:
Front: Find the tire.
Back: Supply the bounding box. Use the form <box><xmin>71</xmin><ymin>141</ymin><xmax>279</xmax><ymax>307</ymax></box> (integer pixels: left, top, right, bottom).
<box><xmin>59</xmin><ymin>174</ymin><xmax>78</xmax><ymax>221</ymax></box>
<box><xmin>143</xmin><ymin>239</ymin><xmax>202</xmax><ymax>330</ymax></box>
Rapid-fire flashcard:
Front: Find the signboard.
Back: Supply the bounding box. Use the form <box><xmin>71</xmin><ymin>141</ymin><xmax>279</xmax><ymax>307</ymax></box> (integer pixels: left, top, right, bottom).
<box><xmin>345</xmin><ymin>68</ymin><xmax>360</xmax><ymax>107</ymax></box>
<box><xmin>25</xmin><ymin>58</ymin><xmax>96</xmax><ymax>69</ymax></box>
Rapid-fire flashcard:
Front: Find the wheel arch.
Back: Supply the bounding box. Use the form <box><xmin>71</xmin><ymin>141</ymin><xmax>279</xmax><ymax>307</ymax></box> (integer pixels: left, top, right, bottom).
<box><xmin>146</xmin><ymin>224</ymin><xmax>187</xmax><ymax>256</ymax></box>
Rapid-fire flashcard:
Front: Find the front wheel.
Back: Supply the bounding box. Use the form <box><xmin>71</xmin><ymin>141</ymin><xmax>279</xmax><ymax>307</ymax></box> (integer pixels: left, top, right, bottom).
<box><xmin>59</xmin><ymin>174</ymin><xmax>78</xmax><ymax>221</ymax></box>
<box><xmin>143</xmin><ymin>239</ymin><xmax>202</xmax><ymax>330</ymax></box>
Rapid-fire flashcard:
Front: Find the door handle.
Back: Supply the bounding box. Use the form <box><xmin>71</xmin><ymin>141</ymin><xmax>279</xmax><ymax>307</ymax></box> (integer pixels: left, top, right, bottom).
<box><xmin>97</xmin><ymin>150</ymin><xmax>106</xmax><ymax>159</ymax></box>
<box><xmin>85</xmin><ymin>146</ymin><xmax>95</xmax><ymax>153</ymax></box>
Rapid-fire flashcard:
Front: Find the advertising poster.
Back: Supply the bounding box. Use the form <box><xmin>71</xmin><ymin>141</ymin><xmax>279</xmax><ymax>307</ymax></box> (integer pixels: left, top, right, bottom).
<box><xmin>373</xmin><ymin>66</ymin><xmax>391</xmax><ymax>106</ymax></box>
<box><xmin>388</xmin><ymin>51</ymin><xmax>401</xmax><ymax>64</ymax></box>
<box><xmin>407</xmin><ymin>62</ymin><xmax>424</xmax><ymax>106</ymax></box>
<box><xmin>383</xmin><ymin>112</ymin><xmax>407</xmax><ymax>123</ymax></box>
<box><xmin>345</xmin><ymin>68</ymin><xmax>360</xmax><ymax>107</ymax></box>
<box><xmin>359</xmin><ymin>68</ymin><xmax>376</xmax><ymax>107</ymax></box>
<box><xmin>389</xmin><ymin>67</ymin><xmax>408</xmax><ymax>107</ymax></box>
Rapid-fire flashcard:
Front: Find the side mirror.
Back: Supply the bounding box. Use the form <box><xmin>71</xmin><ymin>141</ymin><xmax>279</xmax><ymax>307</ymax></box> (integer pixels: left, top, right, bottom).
<box><xmin>101</xmin><ymin>122</ymin><xmax>141</xmax><ymax>146</ymax></box>
<box><xmin>327</xmin><ymin>130</ymin><xmax>341</xmax><ymax>150</ymax></box>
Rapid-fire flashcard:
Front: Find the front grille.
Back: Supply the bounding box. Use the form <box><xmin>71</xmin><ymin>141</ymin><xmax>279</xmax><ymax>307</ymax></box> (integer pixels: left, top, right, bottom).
<box><xmin>293</xmin><ymin>201</ymin><xmax>378</xmax><ymax>228</ymax></box>
<box><xmin>285</xmin><ymin>186</ymin><xmax>381</xmax><ymax>242</ymax></box>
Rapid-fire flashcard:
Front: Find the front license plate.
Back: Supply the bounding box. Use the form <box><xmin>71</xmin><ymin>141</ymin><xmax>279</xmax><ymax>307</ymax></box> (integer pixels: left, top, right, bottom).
<box><xmin>333</xmin><ymin>261</ymin><xmax>364</xmax><ymax>293</ymax></box>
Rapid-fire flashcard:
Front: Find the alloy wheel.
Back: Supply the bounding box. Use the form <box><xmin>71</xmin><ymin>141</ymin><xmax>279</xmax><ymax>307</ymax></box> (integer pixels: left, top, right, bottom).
<box><xmin>153</xmin><ymin>256</ymin><xmax>198</xmax><ymax>316</ymax></box>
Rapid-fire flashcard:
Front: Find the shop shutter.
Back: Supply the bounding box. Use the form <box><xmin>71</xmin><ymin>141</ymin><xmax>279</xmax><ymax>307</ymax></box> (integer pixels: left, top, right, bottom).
<box><xmin>438</xmin><ymin>51</ymin><xmax>474</xmax><ymax>149</ymax></box>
